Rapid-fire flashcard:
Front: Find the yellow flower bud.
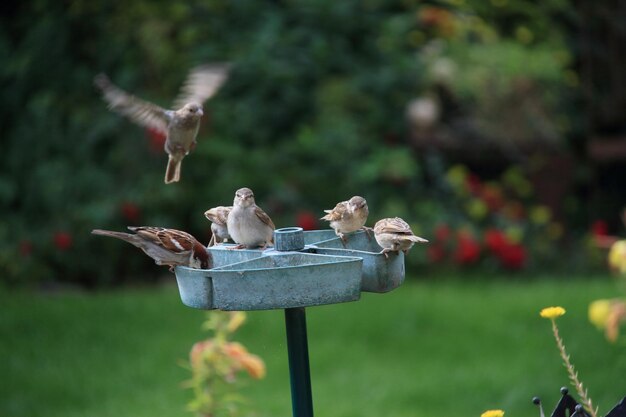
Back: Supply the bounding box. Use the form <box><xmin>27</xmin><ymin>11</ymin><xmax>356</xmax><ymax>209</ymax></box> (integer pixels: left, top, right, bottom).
<box><xmin>540</xmin><ymin>306</ymin><xmax>566</xmax><ymax>319</ymax></box>
<box><xmin>481</xmin><ymin>410</ymin><xmax>505</xmax><ymax>417</ymax></box>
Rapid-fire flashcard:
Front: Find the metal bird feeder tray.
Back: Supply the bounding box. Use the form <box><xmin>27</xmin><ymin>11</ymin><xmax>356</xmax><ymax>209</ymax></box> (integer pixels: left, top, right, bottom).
<box><xmin>174</xmin><ymin>226</ymin><xmax>413</xmax><ymax>417</ymax></box>
<box><xmin>175</xmin><ymin>227</ymin><xmax>405</xmax><ymax>310</ymax></box>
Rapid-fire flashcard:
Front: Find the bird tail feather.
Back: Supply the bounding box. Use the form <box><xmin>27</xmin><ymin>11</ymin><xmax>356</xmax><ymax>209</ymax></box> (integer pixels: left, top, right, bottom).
<box><xmin>407</xmin><ymin>235</ymin><xmax>428</xmax><ymax>243</ymax></box>
<box><xmin>165</xmin><ymin>156</ymin><xmax>182</xmax><ymax>184</ymax></box>
<box><xmin>91</xmin><ymin>229</ymin><xmax>137</xmax><ymax>244</ymax></box>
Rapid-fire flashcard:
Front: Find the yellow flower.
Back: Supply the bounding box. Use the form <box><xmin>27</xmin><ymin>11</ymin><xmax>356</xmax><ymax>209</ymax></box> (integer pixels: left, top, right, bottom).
<box><xmin>588</xmin><ymin>299</ymin><xmax>611</xmax><ymax>329</ymax></box>
<box><xmin>608</xmin><ymin>240</ymin><xmax>626</xmax><ymax>274</ymax></box>
<box><xmin>481</xmin><ymin>410</ymin><xmax>505</xmax><ymax>417</ymax></box>
<box><xmin>540</xmin><ymin>306</ymin><xmax>566</xmax><ymax>319</ymax></box>
<box><xmin>227</xmin><ymin>311</ymin><xmax>247</xmax><ymax>333</ymax></box>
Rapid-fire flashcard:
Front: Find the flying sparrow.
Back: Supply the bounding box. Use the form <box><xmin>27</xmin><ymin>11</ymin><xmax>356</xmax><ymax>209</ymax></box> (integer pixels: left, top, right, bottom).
<box><xmin>91</xmin><ymin>226</ymin><xmax>211</xmax><ymax>271</ymax></box>
<box><xmin>373</xmin><ymin>217</ymin><xmax>428</xmax><ymax>258</ymax></box>
<box><xmin>227</xmin><ymin>188</ymin><xmax>275</xmax><ymax>249</ymax></box>
<box><xmin>321</xmin><ymin>196</ymin><xmax>370</xmax><ymax>243</ymax></box>
<box><xmin>204</xmin><ymin>206</ymin><xmax>232</xmax><ymax>246</ymax></box>
<box><xmin>94</xmin><ymin>64</ymin><xmax>230</xmax><ymax>184</ymax></box>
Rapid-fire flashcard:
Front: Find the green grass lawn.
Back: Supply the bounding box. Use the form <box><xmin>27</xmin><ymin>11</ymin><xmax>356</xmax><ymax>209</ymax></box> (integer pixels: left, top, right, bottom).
<box><xmin>1</xmin><ymin>275</ymin><xmax>625</xmax><ymax>417</ymax></box>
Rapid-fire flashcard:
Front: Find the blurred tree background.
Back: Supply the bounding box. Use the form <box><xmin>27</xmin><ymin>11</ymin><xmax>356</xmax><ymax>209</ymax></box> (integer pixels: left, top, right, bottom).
<box><xmin>1</xmin><ymin>0</ymin><xmax>625</xmax><ymax>287</ymax></box>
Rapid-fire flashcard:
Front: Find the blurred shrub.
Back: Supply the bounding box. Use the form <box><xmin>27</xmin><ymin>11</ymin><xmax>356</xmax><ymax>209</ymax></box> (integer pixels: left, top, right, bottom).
<box><xmin>0</xmin><ymin>0</ymin><xmax>595</xmax><ymax>286</ymax></box>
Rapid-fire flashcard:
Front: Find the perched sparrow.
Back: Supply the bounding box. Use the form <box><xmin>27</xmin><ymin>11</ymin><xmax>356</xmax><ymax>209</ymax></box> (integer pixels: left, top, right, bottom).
<box><xmin>94</xmin><ymin>64</ymin><xmax>230</xmax><ymax>184</ymax></box>
<box><xmin>204</xmin><ymin>206</ymin><xmax>232</xmax><ymax>246</ymax></box>
<box><xmin>91</xmin><ymin>226</ymin><xmax>210</xmax><ymax>271</ymax></box>
<box><xmin>227</xmin><ymin>188</ymin><xmax>275</xmax><ymax>249</ymax></box>
<box><xmin>373</xmin><ymin>217</ymin><xmax>428</xmax><ymax>257</ymax></box>
<box><xmin>321</xmin><ymin>196</ymin><xmax>369</xmax><ymax>243</ymax></box>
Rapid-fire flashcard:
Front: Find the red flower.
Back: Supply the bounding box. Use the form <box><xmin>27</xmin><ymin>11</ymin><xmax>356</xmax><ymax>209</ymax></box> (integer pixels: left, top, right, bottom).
<box><xmin>53</xmin><ymin>232</ymin><xmax>72</xmax><ymax>251</ymax></box>
<box><xmin>120</xmin><ymin>202</ymin><xmax>141</xmax><ymax>223</ymax></box>
<box><xmin>19</xmin><ymin>240</ymin><xmax>33</xmax><ymax>257</ymax></box>
<box><xmin>427</xmin><ymin>245</ymin><xmax>446</xmax><ymax>263</ymax></box>
<box><xmin>591</xmin><ymin>220</ymin><xmax>608</xmax><ymax>237</ymax></box>
<box><xmin>434</xmin><ymin>224</ymin><xmax>451</xmax><ymax>242</ymax></box>
<box><xmin>296</xmin><ymin>211</ymin><xmax>318</xmax><ymax>231</ymax></box>
<box><xmin>484</xmin><ymin>229</ymin><xmax>508</xmax><ymax>255</ymax></box>
<box><xmin>497</xmin><ymin>243</ymin><xmax>526</xmax><ymax>270</ymax></box>
<box><xmin>146</xmin><ymin>128</ymin><xmax>166</xmax><ymax>154</ymax></box>
<box><xmin>454</xmin><ymin>232</ymin><xmax>481</xmax><ymax>265</ymax></box>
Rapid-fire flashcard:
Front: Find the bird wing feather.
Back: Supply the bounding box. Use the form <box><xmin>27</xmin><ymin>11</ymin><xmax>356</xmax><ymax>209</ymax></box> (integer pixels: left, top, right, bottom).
<box><xmin>375</xmin><ymin>217</ymin><xmax>413</xmax><ymax>235</ymax></box>
<box><xmin>204</xmin><ymin>206</ymin><xmax>232</xmax><ymax>226</ymax></box>
<box><xmin>254</xmin><ymin>206</ymin><xmax>276</xmax><ymax>230</ymax></box>
<box><xmin>128</xmin><ymin>226</ymin><xmax>196</xmax><ymax>253</ymax></box>
<box><xmin>321</xmin><ymin>201</ymin><xmax>348</xmax><ymax>221</ymax></box>
<box><xmin>172</xmin><ymin>63</ymin><xmax>231</xmax><ymax>109</ymax></box>
<box><xmin>95</xmin><ymin>74</ymin><xmax>171</xmax><ymax>133</ymax></box>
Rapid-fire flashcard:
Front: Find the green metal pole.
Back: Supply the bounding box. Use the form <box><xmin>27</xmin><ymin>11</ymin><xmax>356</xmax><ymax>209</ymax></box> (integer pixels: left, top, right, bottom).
<box><xmin>284</xmin><ymin>307</ymin><xmax>314</xmax><ymax>417</ymax></box>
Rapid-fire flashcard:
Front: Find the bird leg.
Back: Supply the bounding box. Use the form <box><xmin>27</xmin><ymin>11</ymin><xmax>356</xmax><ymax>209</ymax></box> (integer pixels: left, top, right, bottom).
<box><xmin>227</xmin><ymin>244</ymin><xmax>246</xmax><ymax>250</ymax></box>
<box><xmin>380</xmin><ymin>248</ymin><xmax>392</xmax><ymax>259</ymax></box>
<box><xmin>338</xmin><ymin>232</ymin><xmax>348</xmax><ymax>247</ymax></box>
<box><xmin>361</xmin><ymin>226</ymin><xmax>373</xmax><ymax>240</ymax></box>
<box><xmin>208</xmin><ymin>234</ymin><xmax>215</xmax><ymax>247</ymax></box>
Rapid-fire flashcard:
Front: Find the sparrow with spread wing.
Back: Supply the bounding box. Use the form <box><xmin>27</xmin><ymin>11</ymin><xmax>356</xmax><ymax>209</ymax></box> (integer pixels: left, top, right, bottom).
<box><xmin>321</xmin><ymin>196</ymin><xmax>370</xmax><ymax>243</ymax></box>
<box><xmin>94</xmin><ymin>64</ymin><xmax>230</xmax><ymax>184</ymax></box>
<box><xmin>373</xmin><ymin>217</ymin><xmax>428</xmax><ymax>257</ymax></box>
<box><xmin>92</xmin><ymin>226</ymin><xmax>211</xmax><ymax>271</ymax></box>
<box><xmin>227</xmin><ymin>188</ymin><xmax>275</xmax><ymax>249</ymax></box>
<box><xmin>204</xmin><ymin>206</ymin><xmax>232</xmax><ymax>246</ymax></box>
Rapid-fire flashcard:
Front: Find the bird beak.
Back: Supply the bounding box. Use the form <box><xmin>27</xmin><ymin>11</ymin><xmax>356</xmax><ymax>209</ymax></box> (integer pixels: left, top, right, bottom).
<box><xmin>197</xmin><ymin>108</ymin><xmax>204</xmax><ymax>117</ymax></box>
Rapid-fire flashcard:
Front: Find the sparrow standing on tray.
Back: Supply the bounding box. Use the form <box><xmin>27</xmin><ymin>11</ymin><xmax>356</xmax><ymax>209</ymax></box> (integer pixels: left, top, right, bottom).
<box><xmin>94</xmin><ymin>64</ymin><xmax>230</xmax><ymax>184</ymax></box>
<box><xmin>204</xmin><ymin>206</ymin><xmax>232</xmax><ymax>246</ymax></box>
<box><xmin>227</xmin><ymin>188</ymin><xmax>275</xmax><ymax>249</ymax></box>
<box><xmin>92</xmin><ymin>226</ymin><xmax>210</xmax><ymax>271</ymax></box>
<box><xmin>373</xmin><ymin>217</ymin><xmax>428</xmax><ymax>258</ymax></box>
<box><xmin>321</xmin><ymin>196</ymin><xmax>370</xmax><ymax>243</ymax></box>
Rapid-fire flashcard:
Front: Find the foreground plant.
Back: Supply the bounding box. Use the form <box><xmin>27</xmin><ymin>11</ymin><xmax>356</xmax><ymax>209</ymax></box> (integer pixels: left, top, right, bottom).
<box><xmin>540</xmin><ymin>306</ymin><xmax>598</xmax><ymax>417</ymax></box>
<box><xmin>185</xmin><ymin>311</ymin><xmax>265</xmax><ymax>417</ymax></box>
<box><xmin>588</xmin><ymin>237</ymin><xmax>626</xmax><ymax>342</ymax></box>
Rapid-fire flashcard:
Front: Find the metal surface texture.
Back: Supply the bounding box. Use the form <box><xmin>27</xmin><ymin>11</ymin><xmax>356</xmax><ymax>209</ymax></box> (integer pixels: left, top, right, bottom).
<box><xmin>174</xmin><ymin>227</ymin><xmax>408</xmax><ymax>311</ymax></box>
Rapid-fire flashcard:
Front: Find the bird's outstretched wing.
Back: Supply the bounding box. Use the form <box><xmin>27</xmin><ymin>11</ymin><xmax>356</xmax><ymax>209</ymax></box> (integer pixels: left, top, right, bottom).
<box><xmin>172</xmin><ymin>63</ymin><xmax>231</xmax><ymax>109</ymax></box>
<box><xmin>94</xmin><ymin>74</ymin><xmax>171</xmax><ymax>133</ymax></box>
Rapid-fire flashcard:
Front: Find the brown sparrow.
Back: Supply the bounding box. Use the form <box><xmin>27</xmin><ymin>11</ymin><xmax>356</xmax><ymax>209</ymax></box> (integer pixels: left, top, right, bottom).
<box><xmin>321</xmin><ymin>196</ymin><xmax>369</xmax><ymax>243</ymax></box>
<box><xmin>94</xmin><ymin>64</ymin><xmax>230</xmax><ymax>184</ymax></box>
<box><xmin>204</xmin><ymin>206</ymin><xmax>232</xmax><ymax>246</ymax></box>
<box><xmin>92</xmin><ymin>226</ymin><xmax>210</xmax><ymax>271</ymax></box>
<box><xmin>227</xmin><ymin>188</ymin><xmax>275</xmax><ymax>249</ymax></box>
<box><xmin>373</xmin><ymin>217</ymin><xmax>428</xmax><ymax>257</ymax></box>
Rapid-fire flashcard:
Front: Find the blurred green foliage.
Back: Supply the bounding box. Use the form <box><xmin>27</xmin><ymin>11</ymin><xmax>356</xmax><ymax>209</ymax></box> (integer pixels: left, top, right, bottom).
<box><xmin>0</xmin><ymin>0</ymin><xmax>588</xmax><ymax>286</ymax></box>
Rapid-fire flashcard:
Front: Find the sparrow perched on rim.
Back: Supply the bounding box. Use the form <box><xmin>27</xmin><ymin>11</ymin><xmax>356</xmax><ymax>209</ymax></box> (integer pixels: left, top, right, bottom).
<box><xmin>227</xmin><ymin>188</ymin><xmax>275</xmax><ymax>249</ymax></box>
<box><xmin>91</xmin><ymin>226</ymin><xmax>211</xmax><ymax>271</ymax></box>
<box><xmin>204</xmin><ymin>206</ymin><xmax>232</xmax><ymax>246</ymax></box>
<box><xmin>94</xmin><ymin>64</ymin><xmax>230</xmax><ymax>184</ymax></box>
<box><xmin>373</xmin><ymin>217</ymin><xmax>428</xmax><ymax>258</ymax></box>
<box><xmin>321</xmin><ymin>196</ymin><xmax>370</xmax><ymax>243</ymax></box>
